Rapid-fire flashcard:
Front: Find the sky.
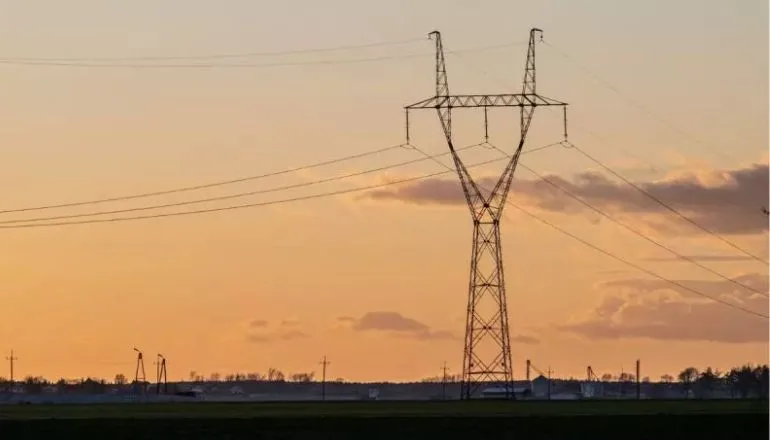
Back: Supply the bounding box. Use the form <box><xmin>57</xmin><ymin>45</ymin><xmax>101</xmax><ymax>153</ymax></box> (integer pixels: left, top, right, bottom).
<box><xmin>0</xmin><ymin>0</ymin><xmax>767</xmax><ymax>383</ymax></box>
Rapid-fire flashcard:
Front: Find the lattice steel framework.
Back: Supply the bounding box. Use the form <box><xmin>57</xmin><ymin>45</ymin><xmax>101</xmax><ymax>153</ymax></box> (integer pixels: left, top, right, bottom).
<box><xmin>404</xmin><ymin>28</ymin><xmax>569</xmax><ymax>399</ymax></box>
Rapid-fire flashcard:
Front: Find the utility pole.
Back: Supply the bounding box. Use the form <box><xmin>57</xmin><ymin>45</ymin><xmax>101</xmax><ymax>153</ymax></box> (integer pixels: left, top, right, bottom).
<box><xmin>526</xmin><ymin>359</ymin><xmax>531</xmax><ymax>382</ymax></box>
<box><xmin>403</xmin><ymin>28</ymin><xmax>568</xmax><ymax>400</ymax></box>
<box><xmin>547</xmin><ymin>367</ymin><xmax>553</xmax><ymax>400</ymax></box>
<box><xmin>5</xmin><ymin>350</ymin><xmax>18</xmax><ymax>384</ymax></box>
<box><xmin>442</xmin><ymin>361</ymin><xmax>449</xmax><ymax>400</ymax></box>
<box><xmin>320</xmin><ymin>356</ymin><xmax>330</xmax><ymax>401</ymax></box>
<box><xmin>636</xmin><ymin>359</ymin><xmax>641</xmax><ymax>400</ymax></box>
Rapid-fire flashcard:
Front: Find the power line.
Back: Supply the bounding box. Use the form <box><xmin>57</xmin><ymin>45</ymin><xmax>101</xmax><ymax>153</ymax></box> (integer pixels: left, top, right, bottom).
<box><xmin>567</xmin><ymin>142</ymin><xmax>768</xmax><ymax>265</ymax></box>
<box><xmin>0</xmin><ymin>42</ymin><xmax>524</xmax><ymax>69</ymax></box>
<box><xmin>0</xmin><ymin>142</ymin><xmax>560</xmax><ymax>229</ymax></box>
<box><xmin>541</xmin><ymin>41</ymin><xmax>735</xmax><ymax>163</ymax></box>
<box><xmin>0</xmin><ymin>37</ymin><xmax>427</xmax><ymax>62</ymax></box>
<box><xmin>0</xmin><ymin>144</ymin><xmax>406</xmax><ymax>215</ymax></box>
<box><xmin>405</xmin><ymin>143</ymin><xmax>768</xmax><ymax>320</ymax></box>
<box><xmin>0</xmin><ymin>144</ymin><xmax>483</xmax><ymax>225</ymax></box>
<box><xmin>485</xmin><ymin>142</ymin><xmax>768</xmax><ymax>298</ymax></box>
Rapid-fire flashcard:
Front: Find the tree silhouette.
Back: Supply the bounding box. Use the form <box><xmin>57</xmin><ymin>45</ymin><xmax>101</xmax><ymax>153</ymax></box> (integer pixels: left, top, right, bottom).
<box><xmin>756</xmin><ymin>365</ymin><xmax>769</xmax><ymax>398</ymax></box>
<box><xmin>267</xmin><ymin>368</ymin><xmax>285</xmax><ymax>382</ymax></box>
<box><xmin>290</xmin><ymin>372</ymin><xmax>315</xmax><ymax>383</ymax></box>
<box><xmin>678</xmin><ymin>367</ymin><xmax>699</xmax><ymax>397</ymax></box>
<box><xmin>695</xmin><ymin>367</ymin><xmax>720</xmax><ymax>398</ymax></box>
<box><xmin>114</xmin><ymin>374</ymin><xmax>127</xmax><ymax>385</ymax></box>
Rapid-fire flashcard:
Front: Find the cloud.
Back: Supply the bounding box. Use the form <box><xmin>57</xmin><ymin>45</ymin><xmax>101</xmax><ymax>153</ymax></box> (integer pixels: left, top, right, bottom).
<box><xmin>247</xmin><ymin>330</ymin><xmax>309</xmax><ymax>343</ymax></box>
<box><xmin>557</xmin><ymin>273</ymin><xmax>769</xmax><ymax>343</ymax></box>
<box><xmin>362</xmin><ymin>163</ymin><xmax>769</xmax><ymax>236</ymax></box>
<box><xmin>244</xmin><ymin>318</ymin><xmax>309</xmax><ymax>343</ymax></box>
<box><xmin>340</xmin><ymin>311</ymin><xmax>457</xmax><ymax>340</ymax></box>
<box><xmin>511</xmin><ymin>334</ymin><xmax>540</xmax><ymax>345</ymax></box>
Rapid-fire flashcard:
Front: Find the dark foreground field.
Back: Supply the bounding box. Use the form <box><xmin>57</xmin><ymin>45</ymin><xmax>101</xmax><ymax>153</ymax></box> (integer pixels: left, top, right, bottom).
<box><xmin>0</xmin><ymin>399</ymin><xmax>767</xmax><ymax>439</ymax></box>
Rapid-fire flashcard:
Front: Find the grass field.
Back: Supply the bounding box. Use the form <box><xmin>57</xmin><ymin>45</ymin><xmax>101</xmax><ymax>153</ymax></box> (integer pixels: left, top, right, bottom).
<box><xmin>0</xmin><ymin>398</ymin><xmax>766</xmax><ymax>419</ymax></box>
<box><xmin>1</xmin><ymin>400</ymin><xmax>766</xmax><ymax>439</ymax></box>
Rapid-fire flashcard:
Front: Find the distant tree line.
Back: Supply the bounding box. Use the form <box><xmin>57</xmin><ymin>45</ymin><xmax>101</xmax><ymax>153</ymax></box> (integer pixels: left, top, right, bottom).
<box><xmin>418</xmin><ymin>363</ymin><xmax>768</xmax><ymax>398</ymax></box>
<box><xmin>1</xmin><ymin>363</ymin><xmax>766</xmax><ymax>397</ymax></box>
<box><xmin>185</xmin><ymin>368</ymin><xmax>319</xmax><ymax>384</ymax></box>
<box><xmin>589</xmin><ymin>365</ymin><xmax>768</xmax><ymax>398</ymax></box>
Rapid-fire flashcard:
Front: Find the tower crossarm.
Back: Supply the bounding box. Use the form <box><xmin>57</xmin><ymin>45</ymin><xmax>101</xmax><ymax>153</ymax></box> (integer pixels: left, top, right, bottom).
<box><xmin>405</xmin><ymin>93</ymin><xmax>566</xmax><ymax>110</ymax></box>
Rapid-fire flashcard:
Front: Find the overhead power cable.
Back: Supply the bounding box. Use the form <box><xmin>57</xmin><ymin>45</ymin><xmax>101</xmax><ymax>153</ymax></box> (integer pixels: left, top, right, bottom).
<box><xmin>566</xmin><ymin>141</ymin><xmax>768</xmax><ymax>265</ymax></box>
<box><xmin>484</xmin><ymin>142</ymin><xmax>768</xmax><ymax>298</ymax></box>
<box><xmin>0</xmin><ymin>42</ymin><xmax>524</xmax><ymax>68</ymax></box>
<box><xmin>0</xmin><ymin>144</ymin><xmax>486</xmax><ymax>224</ymax></box>
<box><xmin>0</xmin><ymin>144</ymin><xmax>407</xmax><ymax>215</ymax></box>
<box><xmin>0</xmin><ymin>142</ymin><xmax>559</xmax><ymax>229</ymax></box>
<box><xmin>405</xmin><ymin>143</ymin><xmax>768</xmax><ymax>320</ymax></box>
<box><xmin>541</xmin><ymin>41</ymin><xmax>734</xmax><ymax>163</ymax></box>
<box><xmin>0</xmin><ymin>37</ymin><xmax>427</xmax><ymax>62</ymax></box>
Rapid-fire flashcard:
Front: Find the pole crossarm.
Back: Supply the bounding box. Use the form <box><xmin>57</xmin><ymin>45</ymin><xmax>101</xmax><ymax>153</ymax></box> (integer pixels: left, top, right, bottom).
<box><xmin>405</xmin><ymin>93</ymin><xmax>566</xmax><ymax>110</ymax></box>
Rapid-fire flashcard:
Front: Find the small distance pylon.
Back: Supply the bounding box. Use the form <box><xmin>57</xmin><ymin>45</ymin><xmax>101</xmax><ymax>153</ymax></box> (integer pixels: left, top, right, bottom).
<box><xmin>155</xmin><ymin>354</ymin><xmax>168</xmax><ymax>394</ymax></box>
<box><xmin>134</xmin><ymin>347</ymin><xmax>146</xmax><ymax>393</ymax></box>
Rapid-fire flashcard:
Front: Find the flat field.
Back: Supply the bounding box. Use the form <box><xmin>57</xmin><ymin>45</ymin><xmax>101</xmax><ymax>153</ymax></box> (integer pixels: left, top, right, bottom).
<box><xmin>0</xmin><ymin>398</ymin><xmax>766</xmax><ymax>419</ymax></box>
<box><xmin>0</xmin><ymin>400</ymin><xmax>766</xmax><ymax>440</ymax></box>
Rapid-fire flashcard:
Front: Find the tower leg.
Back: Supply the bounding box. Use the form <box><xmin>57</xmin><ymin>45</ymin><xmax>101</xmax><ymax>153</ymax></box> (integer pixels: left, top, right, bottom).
<box><xmin>461</xmin><ymin>218</ymin><xmax>513</xmax><ymax>399</ymax></box>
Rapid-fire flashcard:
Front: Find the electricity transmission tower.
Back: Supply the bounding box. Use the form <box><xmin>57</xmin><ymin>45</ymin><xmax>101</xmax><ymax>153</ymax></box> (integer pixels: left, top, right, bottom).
<box><xmin>155</xmin><ymin>354</ymin><xmax>168</xmax><ymax>394</ymax></box>
<box><xmin>133</xmin><ymin>347</ymin><xmax>146</xmax><ymax>393</ymax></box>
<box><xmin>404</xmin><ymin>28</ymin><xmax>569</xmax><ymax>399</ymax></box>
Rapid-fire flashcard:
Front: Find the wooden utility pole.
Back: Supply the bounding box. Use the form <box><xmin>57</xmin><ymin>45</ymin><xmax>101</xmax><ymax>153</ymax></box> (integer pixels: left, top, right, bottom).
<box><xmin>5</xmin><ymin>350</ymin><xmax>18</xmax><ymax>383</ymax></box>
<box><xmin>320</xmin><ymin>356</ymin><xmax>330</xmax><ymax>401</ymax></box>
<box><xmin>636</xmin><ymin>359</ymin><xmax>641</xmax><ymax>399</ymax></box>
<box><xmin>442</xmin><ymin>362</ymin><xmax>449</xmax><ymax>400</ymax></box>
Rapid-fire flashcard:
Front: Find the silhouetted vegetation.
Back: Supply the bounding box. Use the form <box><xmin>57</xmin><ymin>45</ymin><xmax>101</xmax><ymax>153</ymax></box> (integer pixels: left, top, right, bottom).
<box><xmin>1</xmin><ymin>363</ymin><xmax>767</xmax><ymax>399</ymax></box>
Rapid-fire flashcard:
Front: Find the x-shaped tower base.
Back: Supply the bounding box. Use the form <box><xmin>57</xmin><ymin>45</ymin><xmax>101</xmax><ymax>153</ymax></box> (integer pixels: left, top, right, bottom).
<box><xmin>404</xmin><ymin>28</ymin><xmax>568</xmax><ymax>400</ymax></box>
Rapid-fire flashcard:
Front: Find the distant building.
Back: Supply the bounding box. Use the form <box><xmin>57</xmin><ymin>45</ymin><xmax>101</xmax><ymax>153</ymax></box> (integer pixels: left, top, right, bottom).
<box><xmin>580</xmin><ymin>381</ymin><xmax>603</xmax><ymax>398</ymax></box>
<box><xmin>481</xmin><ymin>386</ymin><xmax>529</xmax><ymax>399</ymax></box>
<box><xmin>531</xmin><ymin>375</ymin><xmax>550</xmax><ymax>398</ymax></box>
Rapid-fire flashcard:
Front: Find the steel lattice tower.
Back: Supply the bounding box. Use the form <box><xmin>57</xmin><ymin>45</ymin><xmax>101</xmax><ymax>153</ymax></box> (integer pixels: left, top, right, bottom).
<box><xmin>404</xmin><ymin>28</ymin><xmax>568</xmax><ymax>399</ymax></box>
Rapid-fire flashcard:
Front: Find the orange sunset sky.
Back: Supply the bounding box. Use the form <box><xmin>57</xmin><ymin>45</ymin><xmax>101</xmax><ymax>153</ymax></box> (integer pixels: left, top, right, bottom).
<box><xmin>0</xmin><ymin>0</ymin><xmax>767</xmax><ymax>383</ymax></box>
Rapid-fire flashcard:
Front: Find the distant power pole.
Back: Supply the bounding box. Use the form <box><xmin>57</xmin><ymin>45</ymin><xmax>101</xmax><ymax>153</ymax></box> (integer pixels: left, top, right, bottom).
<box><xmin>320</xmin><ymin>356</ymin><xmax>330</xmax><ymax>401</ymax></box>
<box><xmin>133</xmin><ymin>347</ymin><xmax>146</xmax><ymax>393</ymax></box>
<box><xmin>547</xmin><ymin>367</ymin><xmax>553</xmax><ymax>400</ymax></box>
<box><xmin>526</xmin><ymin>359</ymin><xmax>531</xmax><ymax>382</ymax></box>
<box><xmin>636</xmin><ymin>359</ymin><xmax>641</xmax><ymax>400</ymax></box>
<box><xmin>156</xmin><ymin>354</ymin><xmax>168</xmax><ymax>395</ymax></box>
<box><xmin>442</xmin><ymin>362</ymin><xmax>449</xmax><ymax>400</ymax></box>
<box><xmin>5</xmin><ymin>350</ymin><xmax>18</xmax><ymax>383</ymax></box>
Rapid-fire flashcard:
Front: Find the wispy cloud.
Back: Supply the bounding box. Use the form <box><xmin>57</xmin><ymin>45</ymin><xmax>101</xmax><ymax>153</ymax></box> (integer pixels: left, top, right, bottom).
<box><xmin>338</xmin><ymin>311</ymin><xmax>457</xmax><ymax>340</ymax></box>
<box><xmin>556</xmin><ymin>273</ymin><xmax>769</xmax><ymax>343</ymax></box>
<box><xmin>245</xmin><ymin>318</ymin><xmax>310</xmax><ymax>343</ymax></box>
